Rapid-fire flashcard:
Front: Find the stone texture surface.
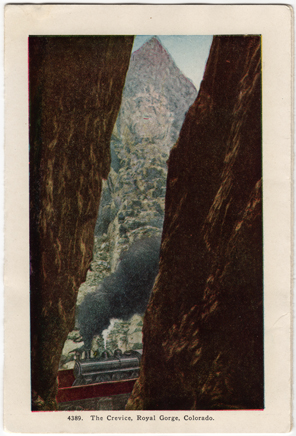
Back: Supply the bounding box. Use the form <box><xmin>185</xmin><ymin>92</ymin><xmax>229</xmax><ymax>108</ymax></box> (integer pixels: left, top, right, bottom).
<box><xmin>126</xmin><ymin>35</ymin><xmax>263</xmax><ymax>410</ymax></box>
<box><xmin>29</xmin><ymin>36</ymin><xmax>133</xmax><ymax>410</ymax></box>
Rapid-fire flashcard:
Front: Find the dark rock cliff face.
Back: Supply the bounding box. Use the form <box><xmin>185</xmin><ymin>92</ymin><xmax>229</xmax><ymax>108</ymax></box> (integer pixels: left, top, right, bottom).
<box><xmin>29</xmin><ymin>36</ymin><xmax>133</xmax><ymax>410</ymax></box>
<box><xmin>127</xmin><ymin>35</ymin><xmax>263</xmax><ymax>410</ymax></box>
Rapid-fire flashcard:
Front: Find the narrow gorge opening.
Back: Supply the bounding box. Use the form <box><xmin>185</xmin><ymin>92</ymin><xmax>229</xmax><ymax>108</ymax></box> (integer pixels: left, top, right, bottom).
<box><xmin>59</xmin><ymin>36</ymin><xmax>213</xmax><ymax>381</ymax></box>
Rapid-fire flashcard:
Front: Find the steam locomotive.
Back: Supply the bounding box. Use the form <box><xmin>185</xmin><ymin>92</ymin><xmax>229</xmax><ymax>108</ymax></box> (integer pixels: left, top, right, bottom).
<box><xmin>72</xmin><ymin>349</ymin><xmax>142</xmax><ymax>386</ymax></box>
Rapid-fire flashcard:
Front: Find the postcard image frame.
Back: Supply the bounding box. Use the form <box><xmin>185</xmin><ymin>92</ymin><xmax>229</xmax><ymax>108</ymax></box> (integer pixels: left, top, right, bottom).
<box><xmin>4</xmin><ymin>4</ymin><xmax>293</xmax><ymax>433</ymax></box>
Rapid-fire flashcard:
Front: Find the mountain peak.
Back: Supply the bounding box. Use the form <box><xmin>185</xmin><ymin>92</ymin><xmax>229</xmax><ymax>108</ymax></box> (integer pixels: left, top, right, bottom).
<box><xmin>132</xmin><ymin>36</ymin><xmax>168</xmax><ymax>59</ymax></box>
<box><xmin>129</xmin><ymin>37</ymin><xmax>196</xmax><ymax>94</ymax></box>
<box><xmin>144</xmin><ymin>36</ymin><xmax>163</xmax><ymax>49</ymax></box>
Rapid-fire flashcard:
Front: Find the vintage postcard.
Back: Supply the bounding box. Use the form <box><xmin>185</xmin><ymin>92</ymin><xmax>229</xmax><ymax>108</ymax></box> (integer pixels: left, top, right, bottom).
<box><xmin>4</xmin><ymin>4</ymin><xmax>293</xmax><ymax>434</ymax></box>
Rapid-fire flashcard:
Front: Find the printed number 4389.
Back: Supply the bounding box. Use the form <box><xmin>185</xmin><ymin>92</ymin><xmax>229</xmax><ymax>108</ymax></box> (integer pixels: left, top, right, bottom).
<box><xmin>67</xmin><ymin>416</ymin><xmax>82</xmax><ymax>421</ymax></box>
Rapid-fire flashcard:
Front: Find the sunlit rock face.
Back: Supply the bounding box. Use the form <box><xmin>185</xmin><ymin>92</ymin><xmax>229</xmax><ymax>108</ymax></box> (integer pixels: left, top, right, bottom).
<box><xmin>117</xmin><ymin>36</ymin><xmax>197</xmax><ymax>147</ymax></box>
<box><xmin>127</xmin><ymin>35</ymin><xmax>263</xmax><ymax>411</ymax></box>
<box><xmin>29</xmin><ymin>36</ymin><xmax>133</xmax><ymax>410</ymax></box>
<box><xmin>93</xmin><ymin>37</ymin><xmax>197</xmax><ymax>270</ymax></box>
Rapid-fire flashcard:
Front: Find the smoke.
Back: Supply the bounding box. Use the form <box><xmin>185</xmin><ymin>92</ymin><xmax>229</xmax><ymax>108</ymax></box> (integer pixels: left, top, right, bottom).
<box><xmin>77</xmin><ymin>237</ymin><xmax>161</xmax><ymax>349</ymax></box>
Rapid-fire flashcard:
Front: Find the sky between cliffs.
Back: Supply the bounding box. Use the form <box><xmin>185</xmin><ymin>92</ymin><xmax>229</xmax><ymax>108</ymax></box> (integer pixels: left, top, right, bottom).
<box><xmin>133</xmin><ymin>35</ymin><xmax>213</xmax><ymax>90</ymax></box>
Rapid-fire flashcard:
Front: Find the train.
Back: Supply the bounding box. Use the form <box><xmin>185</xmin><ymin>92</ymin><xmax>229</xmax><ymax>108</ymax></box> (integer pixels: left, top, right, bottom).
<box><xmin>72</xmin><ymin>349</ymin><xmax>142</xmax><ymax>386</ymax></box>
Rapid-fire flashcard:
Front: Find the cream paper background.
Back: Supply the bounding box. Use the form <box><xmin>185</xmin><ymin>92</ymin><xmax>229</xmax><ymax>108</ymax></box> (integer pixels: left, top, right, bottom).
<box><xmin>4</xmin><ymin>4</ymin><xmax>293</xmax><ymax>434</ymax></box>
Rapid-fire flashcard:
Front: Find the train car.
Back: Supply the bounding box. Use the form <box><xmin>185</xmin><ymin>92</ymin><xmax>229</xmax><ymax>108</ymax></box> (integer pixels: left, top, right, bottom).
<box><xmin>72</xmin><ymin>349</ymin><xmax>142</xmax><ymax>386</ymax></box>
<box><xmin>56</xmin><ymin>349</ymin><xmax>142</xmax><ymax>410</ymax></box>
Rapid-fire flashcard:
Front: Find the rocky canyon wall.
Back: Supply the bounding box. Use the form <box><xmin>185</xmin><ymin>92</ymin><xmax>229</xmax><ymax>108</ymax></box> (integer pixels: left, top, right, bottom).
<box><xmin>127</xmin><ymin>35</ymin><xmax>263</xmax><ymax>410</ymax></box>
<box><xmin>29</xmin><ymin>36</ymin><xmax>133</xmax><ymax>410</ymax></box>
